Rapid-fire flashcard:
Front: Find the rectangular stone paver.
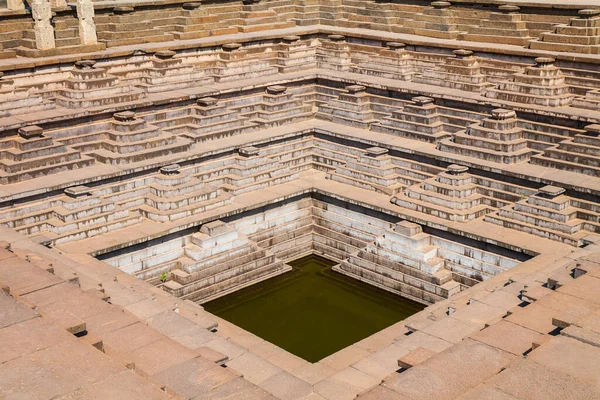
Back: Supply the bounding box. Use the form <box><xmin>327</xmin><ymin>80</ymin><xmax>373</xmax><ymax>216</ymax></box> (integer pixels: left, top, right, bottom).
<box><xmin>225</xmin><ymin>351</ymin><xmax>283</xmax><ymax>385</ymax></box>
<box><xmin>527</xmin><ymin>335</ymin><xmax>600</xmax><ymax>387</ymax></box>
<box><xmin>0</xmin><ymin>341</ymin><xmax>123</xmax><ymax>399</ymax></box>
<box><xmin>383</xmin><ymin>339</ymin><xmax>515</xmax><ymax>400</ymax></box>
<box><xmin>486</xmin><ymin>359</ymin><xmax>600</xmax><ymax>400</ymax></box>
<box><xmin>470</xmin><ymin>320</ymin><xmax>542</xmax><ymax>356</ymax></box>
<box><xmin>0</xmin><ymin>290</ymin><xmax>39</xmax><ymax>329</ymax></box>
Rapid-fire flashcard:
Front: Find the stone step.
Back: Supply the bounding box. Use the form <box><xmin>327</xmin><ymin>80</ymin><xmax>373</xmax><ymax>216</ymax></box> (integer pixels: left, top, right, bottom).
<box><xmin>50</xmin><ymin>212</ymin><xmax>144</xmax><ymax>246</ymax></box>
<box><xmin>497</xmin><ymin>206</ymin><xmax>585</xmax><ymax>235</ymax></box>
<box><xmin>0</xmin><ymin>147</ymin><xmax>85</xmax><ymax>173</ymax></box>
<box><xmin>335</xmin><ymin>261</ymin><xmax>445</xmax><ymax>305</ymax></box>
<box><xmin>53</xmin><ymin>88</ymin><xmax>144</xmax><ymax>109</ymax></box>
<box><xmin>171</xmin><ymin>248</ymin><xmax>269</xmax><ymax>287</ymax></box>
<box><xmin>181</xmin><ymin>259</ymin><xmax>289</xmax><ymax>303</ymax></box>
<box><xmin>138</xmin><ymin>191</ymin><xmax>233</xmax><ymax>222</ymax></box>
<box><xmin>437</xmin><ymin>136</ymin><xmax>535</xmax><ymax>164</ymax></box>
<box><xmin>484</xmin><ymin>213</ymin><xmax>584</xmax><ymax>246</ymax></box>
<box><xmin>88</xmin><ymin>136</ymin><xmax>192</xmax><ymax>165</ymax></box>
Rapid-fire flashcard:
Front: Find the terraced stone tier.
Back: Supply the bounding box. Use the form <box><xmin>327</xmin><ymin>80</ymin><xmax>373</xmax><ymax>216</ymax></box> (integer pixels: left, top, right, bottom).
<box><xmin>485</xmin><ymin>184</ymin><xmax>600</xmax><ymax>246</ymax></box>
<box><xmin>102</xmin><ymin>196</ymin><xmax>523</xmax><ymax>306</ymax></box>
<box><xmin>438</xmin><ymin>108</ymin><xmax>537</xmax><ymax>164</ymax></box>
<box><xmin>391</xmin><ymin>164</ymin><xmax>535</xmax><ymax>222</ymax></box>
<box><xmin>485</xmin><ymin>57</ymin><xmax>575</xmax><ymax>107</ymax></box>
<box><xmin>414</xmin><ymin>49</ymin><xmax>494</xmax><ymax>93</ymax></box>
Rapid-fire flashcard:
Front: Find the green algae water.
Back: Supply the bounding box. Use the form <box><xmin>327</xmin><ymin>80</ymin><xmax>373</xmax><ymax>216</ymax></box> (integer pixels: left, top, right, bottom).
<box><xmin>203</xmin><ymin>255</ymin><xmax>425</xmax><ymax>362</ymax></box>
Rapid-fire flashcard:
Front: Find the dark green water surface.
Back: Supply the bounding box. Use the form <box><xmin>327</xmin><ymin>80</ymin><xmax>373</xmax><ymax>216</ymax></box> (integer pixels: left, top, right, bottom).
<box><xmin>203</xmin><ymin>255</ymin><xmax>425</xmax><ymax>362</ymax></box>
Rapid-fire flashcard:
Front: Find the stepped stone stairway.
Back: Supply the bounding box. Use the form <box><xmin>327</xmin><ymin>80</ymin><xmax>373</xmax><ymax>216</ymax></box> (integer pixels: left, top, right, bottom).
<box><xmin>0</xmin><ymin>16</ymin><xmax>32</xmax><ymax>59</ymax></box>
<box><xmin>438</xmin><ymin>108</ymin><xmax>537</xmax><ymax>164</ymax></box>
<box><xmin>485</xmin><ymin>57</ymin><xmax>575</xmax><ymax>107</ymax></box>
<box><xmin>326</xmin><ymin>146</ymin><xmax>441</xmax><ymax>195</ymax></box>
<box><xmin>574</xmin><ymin>88</ymin><xmax>600</xmax><ymax>110</ymax></box>
<box><xmin>316</xmin><ymin>34</ymin><xmax>351</xmax><ymax>71</ymax></box>
<box><xmin>391</xmin><ymin>164</ymin><xmax>533</xmax><ymax>222</ymax></box>
<box><xmin>103</xmin><ymin>196</ymin><xmax>522</xmax><ymax>306</ymax></box>
<box><xmin>149</xmin><ymin>97</ymin><xmax>256</xmax><ymax>143</ymax></box>
<box><xmin>0</xmin><ymin>126</ymin><xmax>94</xmax><ymax>185</ymax></box>
<box><xmin>41</xmin><ymin>60</ymin><xmax>145</xmax><ymax>109</ymax></box>
<box><xmin>529</xmin><ymin>9</ymin><xmax>600</xmax><ymax>54</ymax></box>
<box><xmin>94</xmin><ymin>7</ymin><xmax>178</xmax><ymax>47</ymax></box>
<box><xmin>0</xmin><ymin>72</ymin><xmax>54</xmax><ymax>117</ymax></box>
<box><xmin>349</xmin><ymin>42</ymin><xmax>416</xmax><ymax>81</ymax></box>
<box><xmin>411</xmin><ymin>1</ymin><xmax>466</xmax><ymax>40</ymax></box>
<box><xmin>530</xmin><ymin>124</ymin><xmax>600</xmax><ymax>176</ymax></box>
<box><xmin>129</xmin><ymin>50</ymin><xmax>213</xmax><ymax>93</ymax></box>
<box><xmin>317</xmin><ymin>85</ymin><xmax>387</xmax><ymax>129</ymax></box>
<box><xmin>462</xmin><ymin>5</ymin><xmax>533</xmax><ymax>46</ymax></box>
<box><xmin>373</xmin><ymin>96</ymin><xmax>454</xmax><ymax>143</ymax></box>
<box><xmin>337</xmin><ymin>219</ymin><xmax>518</xmax><ymax>303</ymax></box>
<box><xmin>414</xmin><ymin>49</ymin><xmax>494</xmax><ymax>93</ymax></box>
<box><xmin>274</xmin><ymin>35</ymin><xmax>316</xmax><ymax>73</ymax></box>
<box><xmin>57</xmin><ymin>111</ymin><xmax>193</xmax><ymax>166</ymax></box>
<box><xmin>245</xmin><ymin>85</ymin><xmax>312</xmax><ymax>127</ymax></box>
<box><xmin>236</xmin><ymin>0</ymin><xmax>296</xmax><ymax>33</ymax></box>
<box><xmin>207</xmin><ymin>42</ymin><xmax>279</xmax><ymax>83</ymax></box>
<box><xmin>485</xmin><ymin>185</ymin><xmax>600</xmax><ymax>246</ymax></box>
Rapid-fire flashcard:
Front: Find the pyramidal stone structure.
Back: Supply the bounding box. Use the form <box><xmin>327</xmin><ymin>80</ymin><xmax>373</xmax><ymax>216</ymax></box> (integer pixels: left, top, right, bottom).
<box><xmin>1</xmin><ymin>0</ymin><xmax>600</xmax><ymax>399</ymax></box>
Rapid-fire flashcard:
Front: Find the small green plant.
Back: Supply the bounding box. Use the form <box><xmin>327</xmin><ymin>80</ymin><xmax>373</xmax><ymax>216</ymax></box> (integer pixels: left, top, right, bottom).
<box><xmin>159</xmin><ymin>272</ymin><xmax>168</xmax><ymax>283</ymax></box>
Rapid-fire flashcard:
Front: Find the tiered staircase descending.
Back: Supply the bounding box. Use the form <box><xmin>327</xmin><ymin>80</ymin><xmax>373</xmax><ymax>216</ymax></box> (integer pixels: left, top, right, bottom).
<box><xmin>192</xmin><ymin>146</ymin><xmax>299</xmax><ymax>196</ymax></box>
<box><xmin>391</xmin><ymin>164</ymin><xmax>524</xmax><ymax>222</ymax></box>
<box><xmin>317</xmin><ymin>85</ymin><xmax>384</xmax><ymax>129</ymax></box>
<box><xmin>235</xmin><ymin>0</ymin><xmax>296</xmax><ymax>33</ymax></box>
<box><xmin>45</xmin><ymin>60</ymin><xmax>145</xmax><ymax>109</ymax></box>
<box><xmin>94</xmin><ymin>7</ymin><xmax>178</xmax><ymax>47</ymax></box>
<box><xmin>316</xmin><ymin>34</ymin><xmax>351</xmax><ymax>71</ymax></box>
<box><xmin>151</xmin><ymin>97</ymin><xmax>256</xmax><ymax>143</ymax></box>
<box><xmin>0</xmin><ymin>16</ymin><xmax>32</xmax><ymax>59</ymax></box>
<box><xmin>336</xmin><ymin>218</ymin><xmax>519</xmax><ymax>304</ymax></box>
<box><xmin>168</xmin><ymin>2</ymin><xmax>241</xmax><ymax>40</ymax></box>
<box><xmin>462</xmin><ymin>5</ymin><xmax>533</xmax><ymax>46</ymax></box>
<box><xmin>163</xmin><ymin>222</ymin><xmax>290</xmax><ymax>303</ymax></box>
<box><xmin>349</xmin><ymin>42</ymin><xmax>416</xmax><ymax>81</ymax></box>
<box><xmin>0</xmin><ymin>72</ymin><xmax>54</xmax><ymax>117</ymax></box>
<box><xmin>57</xmin><ymin>111</ymin><xmax>193</xmax><ymax>166</ymax></box>
<box><xmin>410</xmin><ymin>1</ymin><xmax>466</xmax><ymax>40</ymax></box>
<box><xmin>530</xmin><ymin>124</ymin><xmax>600</xmax><ymax>176</ymax></box>
<box><xmin>373</xmin><ymin>96</ymin><xmax>454</xmax><ymax>142</ymax></box>
<box><xmin>414</xmin><ymin>49</ymin><xmax>494</xmax><ymax>93</ymax></box>
<box><xmin>573</xmin><ymin>88</ymin><xmax>600</xmax><ymax>109</ymax></box>
<box><xmin>244</xmin><ymin>85</ymin><xmax>312</xmax><ymax>127</ymax></box>
<box><xmin>485</xmin><ymin>57</ymin><xmax>575</xmax><ymax>107</ymax></box>
<box><xmin>438</xmin><ymin>108</ymin><xmax>537</xmax><ymax>164</ymax></box>
<box><xmin>0</xmin><ymin>126</ymin><xmax>94</xmax><ymax>184</ymax></box>
<box><xmin>206</xmin><ymin>43</ymin><xmax>278</xmax><ymax>83</ymax></box>
<box><xmin>133</xmin><ymin>50</ymin><xmax>213</xmax><ymax>93</ymax></box>
<box><xmin>528</xmin><ymin>9</ymin><xmax>600</xmax><ymax>54</ymax></box>
<box><xmin>326</xmin><ymin>146</ymin><xmax>441</xmax><ymax>195</ymax></box>
<box><xmin>485</xmin><ymin>185</ymin><xmax>600</xmax><ymax>246</ymax></box>
<box><xmin>274</xmin><ymin>35</ymin><xmax>316</xmax><ymax>73</ymax></box>
<box><xmin>2</xmin><ymin>184</ymin><xmax>143</xmax><ymax>245</ymax></box>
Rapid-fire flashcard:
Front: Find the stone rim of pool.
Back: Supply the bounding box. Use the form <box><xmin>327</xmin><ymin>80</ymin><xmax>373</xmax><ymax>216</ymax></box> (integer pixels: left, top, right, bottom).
<box><xmin>203</xmin><ymin>254</ymin><xmax>425</xmax><ymax>363</ymax></box>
